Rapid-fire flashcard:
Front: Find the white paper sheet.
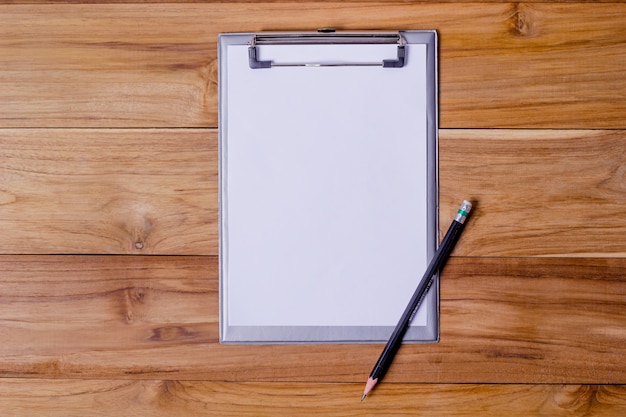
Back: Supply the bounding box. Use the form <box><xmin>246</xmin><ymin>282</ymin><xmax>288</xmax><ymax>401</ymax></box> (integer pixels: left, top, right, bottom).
<box><xmin>222</xmin><ymin>40</ymin><xmax>431</xmax><ymax>333</ymax></box>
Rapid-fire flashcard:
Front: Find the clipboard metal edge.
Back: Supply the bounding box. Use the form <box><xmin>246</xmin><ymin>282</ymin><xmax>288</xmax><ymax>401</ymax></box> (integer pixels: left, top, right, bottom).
<box><xmin>248</xmin><ymin>32</ymin><xmax>406</xmax><ymax>69</ymax></box>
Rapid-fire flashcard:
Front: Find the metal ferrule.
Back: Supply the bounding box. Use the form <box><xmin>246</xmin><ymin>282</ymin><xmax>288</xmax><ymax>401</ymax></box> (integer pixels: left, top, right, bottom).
<box><xmin>454</xmin><ymin>200</ymin><xmax>473</xmax><ymax>224</ymax></box>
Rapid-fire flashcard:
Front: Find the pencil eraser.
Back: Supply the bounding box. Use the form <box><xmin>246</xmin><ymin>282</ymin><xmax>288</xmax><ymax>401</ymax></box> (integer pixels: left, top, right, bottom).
<box><xmin>462</xmin><ymin>200</ymin><xmax>472</xmax><ymax>213</ymax></box>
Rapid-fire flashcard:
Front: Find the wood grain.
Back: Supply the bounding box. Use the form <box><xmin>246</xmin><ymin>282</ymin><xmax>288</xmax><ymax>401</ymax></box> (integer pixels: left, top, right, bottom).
<box><xmin>3</xmin><ymin>0</ymin><xmax>623</xmax><ymax>3</ymax></box>
<box><xmin>0</xmin><ymin>380</ymin><xmax>626</xmax><ymax>417</ymax></box>
<box><xmin>1</xmin><ymin>255</ymin><xmax>625</xmax><ymax>384</ymax></box>
<box><xmin>1</xmin><ymin>2</ymin><xmax>625</xmax><ymax>415</ymax></box>
<box><xmin>0</xmin><ymin>129</ymin><xmax>216</xmax><ymax>255</ymax></box>
<box><xmin>439</xmin><ymin>129</ymin><xmax>626</xmax><ymax>257</ymax></box>
<box><xmin>3</xmin><ymin>129</ymin><xmax>624</xmax><ymax>257</ymax></box>
<box><xmin>1</xmin><ymin>3</ymin><xmax>624</xmax><ymax>128</ymax></box>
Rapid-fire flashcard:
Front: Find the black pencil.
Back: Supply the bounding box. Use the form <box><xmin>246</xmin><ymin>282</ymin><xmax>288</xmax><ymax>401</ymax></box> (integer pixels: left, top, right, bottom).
<box><xmin>361</xmin><ymin>200</ymin><xmax>473</xmax><ymax>401</ymax></box>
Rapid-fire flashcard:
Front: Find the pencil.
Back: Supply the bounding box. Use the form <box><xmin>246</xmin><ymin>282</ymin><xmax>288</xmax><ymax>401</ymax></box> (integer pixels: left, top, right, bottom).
<box><xmin>361</xmin><ymin>200</ymin><xmax>473</xmax><ymax>401</ymax></box>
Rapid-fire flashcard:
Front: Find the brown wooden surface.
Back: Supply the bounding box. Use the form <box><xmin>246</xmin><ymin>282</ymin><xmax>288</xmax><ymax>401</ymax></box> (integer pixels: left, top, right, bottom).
<box><xmin>439</xmin><ymin>129</ymin><xmax>626</xmax><ymax>257</ymax></box>
<box><xmin>1</xmin><ymin>255</ymin><xmax>626</xmax><ymax>384</ymax></box>
<box><xmin>1</xmin><ymin>380</ymin><xmax>626</xmax><ymax>417</ymax></box>
<box><xmin>2</xmin><ymin>129</ymin><xmax>625</xmax><ymax>257</ymax></box>
<box><xmin>1</xmin><ymin>3</ymin><xmax>625</xmax><ymax>128</ymax></box>
<box><xmin>0</xmin><ymin>129</ymin><xmax>216</xmax><ymax>255</ymax></box>
<box><xmin>1</xmin><ymin>1</ymin><xmax>626</xmax><ymax>415</ymax></box>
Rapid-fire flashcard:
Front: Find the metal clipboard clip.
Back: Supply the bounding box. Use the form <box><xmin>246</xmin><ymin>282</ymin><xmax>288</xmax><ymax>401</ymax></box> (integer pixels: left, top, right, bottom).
<box><xmin>248</xmin><ymin>30</ymin><xmax>406</xmax><ymax>69</ymax></box>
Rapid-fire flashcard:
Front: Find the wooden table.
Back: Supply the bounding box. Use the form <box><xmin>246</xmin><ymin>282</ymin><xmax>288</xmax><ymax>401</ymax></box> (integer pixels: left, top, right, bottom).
<box><xmin>1</xmin><ymin>2</ymin><xmax>625</xmax><ymax>415</ymax></box>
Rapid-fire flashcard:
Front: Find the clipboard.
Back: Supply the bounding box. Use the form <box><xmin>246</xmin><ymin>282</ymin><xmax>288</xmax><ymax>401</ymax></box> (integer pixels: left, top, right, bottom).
<box><xmin>218</xmin><ymin>30</ymin><xmax>438</xmax><ymax>343</ymax></box>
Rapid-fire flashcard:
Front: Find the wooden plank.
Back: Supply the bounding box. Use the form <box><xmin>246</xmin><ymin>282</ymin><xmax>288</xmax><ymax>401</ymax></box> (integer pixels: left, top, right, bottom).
<box><xmin>440</xmin><ymin>129</ymin><xmax>626</xmax><ymax>257</ymax></box>
<box><xmin>0</xmin><ymin>3</ymin><xmax>624</xmax><ymax>128</ymax></box>
<box><xmin>0</xmin><ymin>255</ymin><xmax>219</xmax><ymax>378</ymax></box>
<box><xmin>0</xmin><ymin>379</ymin><xmax>626</xmax><ymax>417</ymax></box>
<box><xmin>1</xmin><ymin>255</ymin><xmax>625</xmax><ymax>383</ymax></box>
<box><xmin>0</xmin><ymin>129</ymin><xmax>215</xmax><ymax>255</ymax></box>
<box><xmin>3</xmin><ymin>128</ymin><xmax>623</xmax><ymax>257</ymax></box>
<box><xmin>3</xmin><ymin>0</ymin><xmax>624</xmax><ymax>3</ymax></box>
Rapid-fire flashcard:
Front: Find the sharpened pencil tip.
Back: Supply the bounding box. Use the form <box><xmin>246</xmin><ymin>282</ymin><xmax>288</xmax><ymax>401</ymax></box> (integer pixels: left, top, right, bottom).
<box><xmin>362</xmin><ymin>377</ymin><xmax>378</xmax><ymax>400</ymax></box>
